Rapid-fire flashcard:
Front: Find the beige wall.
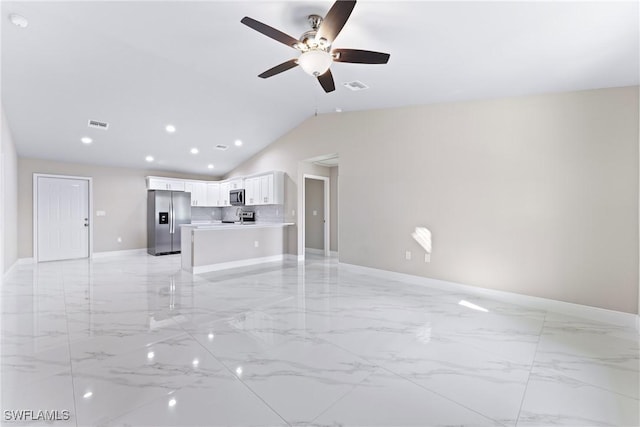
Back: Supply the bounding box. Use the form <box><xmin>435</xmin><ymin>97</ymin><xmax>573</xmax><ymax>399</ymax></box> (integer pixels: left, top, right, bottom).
<box><xmin>227</xmin><ymin>86</ymin><xmax>639</xmax><ymax>314</ymax></box>
<box><xmin>1</xmin><ymin>107</ymin><xmax>19</xmax><ymax>273</ymax></box>
<box><xmin>18</xmin><ymin>158</ymin><xmax>217</xmax><ymax>258</ymax></box>
<box><xmin>330</xmin><ymin>166</ymin><xmax>339</xmax><ymax>253</ymax></box>
<box><xmin>305</xmin><ymin>178</ymin><xmax>325</xmax><ymax>250</ymax></box>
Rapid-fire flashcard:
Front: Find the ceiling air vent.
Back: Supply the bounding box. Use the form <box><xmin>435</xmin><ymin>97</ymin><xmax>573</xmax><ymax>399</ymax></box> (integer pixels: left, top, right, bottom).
<box><xmin>215</xmin><ymin>144</ymin><xmax>228</xmax><ymax>151</ymax></box>
<box><xmin>88</xmin><ymin>119</ymin><xmax>109</xmax><ymax>130</ymax></box>
<box><xmin>343</xmin><ymin>80</ymin><xmax>369</xmax><ymax>91</ymax></box>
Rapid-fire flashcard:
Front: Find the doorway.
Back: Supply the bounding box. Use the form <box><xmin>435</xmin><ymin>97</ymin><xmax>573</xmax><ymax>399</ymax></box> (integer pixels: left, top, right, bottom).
<box><xmin>303</xmin><ymin>175</ymin><xmax>330</xmax><ymax>257</ymax></box>
<box><xmin>34</xmin><ymin>174</ymin><xmax>92</xmax><ymax>262</ymax></box>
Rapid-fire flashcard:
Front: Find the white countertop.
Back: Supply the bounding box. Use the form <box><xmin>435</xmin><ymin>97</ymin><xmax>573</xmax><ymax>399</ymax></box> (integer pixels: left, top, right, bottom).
<box><xmin>182</xmin><ymin>222</ymin><xmax>294</xmax><ymax>231</ymax></box>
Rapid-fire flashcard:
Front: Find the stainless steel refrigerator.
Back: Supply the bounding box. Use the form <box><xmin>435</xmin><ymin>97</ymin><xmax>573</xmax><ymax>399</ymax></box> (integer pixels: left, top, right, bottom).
<box><xmin>147</xmin><ymin>190</ymin><xmax>191</xmax><ymax>255</ymax></box>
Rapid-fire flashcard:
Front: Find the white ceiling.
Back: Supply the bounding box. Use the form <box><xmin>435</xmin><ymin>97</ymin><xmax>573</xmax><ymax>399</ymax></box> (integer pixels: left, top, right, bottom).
<box><xmin>2</xmin><ymin>1</ymin><xmax>638</xmax><ymax>176</ymax></box>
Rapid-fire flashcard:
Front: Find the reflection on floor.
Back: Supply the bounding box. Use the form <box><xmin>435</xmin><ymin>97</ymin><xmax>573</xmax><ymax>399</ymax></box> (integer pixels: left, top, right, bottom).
<box><xmin>1</xmin><ymin>253</ymin><xmax>638</xmax><ymax>426</ymax></box>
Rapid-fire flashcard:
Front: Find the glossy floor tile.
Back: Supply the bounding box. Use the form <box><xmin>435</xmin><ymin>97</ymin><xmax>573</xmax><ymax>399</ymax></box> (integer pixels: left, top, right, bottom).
<box><xmin>1</xmin><ymin>253</ymin><xmax>638</xmax><ymax>426</ymax></box>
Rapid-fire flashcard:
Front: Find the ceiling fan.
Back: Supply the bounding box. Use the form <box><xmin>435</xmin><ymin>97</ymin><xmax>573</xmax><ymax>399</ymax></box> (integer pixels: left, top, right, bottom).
<box><xmin>241</xmin><ymin>0</ymin><xmax>390</xmax><ymax>93</ymax></box>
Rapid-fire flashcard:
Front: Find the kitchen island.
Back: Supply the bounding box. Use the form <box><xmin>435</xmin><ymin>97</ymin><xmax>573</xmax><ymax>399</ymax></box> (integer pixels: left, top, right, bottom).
<box><xmin>180</xmin><ymin>222</ymin><xmax>294</xmax><ymax>274</ymax></box>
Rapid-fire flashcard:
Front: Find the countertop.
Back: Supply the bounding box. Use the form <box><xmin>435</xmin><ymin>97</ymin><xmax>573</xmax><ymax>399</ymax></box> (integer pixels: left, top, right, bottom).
<box><xmin>182</xmin><ymin>221</ymin><xmax>294</xmax><ymax>231</ymax></box>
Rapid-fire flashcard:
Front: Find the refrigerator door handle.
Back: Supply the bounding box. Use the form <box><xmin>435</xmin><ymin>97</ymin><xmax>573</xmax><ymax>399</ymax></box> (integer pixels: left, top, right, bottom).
<box><xmin>169</xmin><ymin>197</ymin><xmax>174</xmax><ymax>234</ymax></box>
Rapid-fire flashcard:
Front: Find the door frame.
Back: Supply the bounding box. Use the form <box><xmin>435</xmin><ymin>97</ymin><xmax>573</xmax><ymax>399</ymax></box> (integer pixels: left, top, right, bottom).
<box><xmin>33</xmin><ymin>173</ymin><xmax>94</xmax><ymax>262</ymax></box>
<box><xmin>301</xmin><ymin>174</ymin><xmax>330</xmax><ymax>257</ymax></box>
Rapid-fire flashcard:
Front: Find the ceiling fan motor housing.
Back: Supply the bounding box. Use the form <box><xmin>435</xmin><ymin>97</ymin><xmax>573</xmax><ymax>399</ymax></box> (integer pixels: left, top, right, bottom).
<box><xmin>298</xmin><ymin>15</ymin><xmax>330</xmax><ymax>51</ymax></box>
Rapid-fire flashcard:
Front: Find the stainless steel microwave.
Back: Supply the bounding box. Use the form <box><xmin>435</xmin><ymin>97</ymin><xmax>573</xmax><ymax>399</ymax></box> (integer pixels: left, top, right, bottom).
<box><xmin>229</xmin><ymin>189</ymin><xmax>245</xmax><ymax>206</ymax></box>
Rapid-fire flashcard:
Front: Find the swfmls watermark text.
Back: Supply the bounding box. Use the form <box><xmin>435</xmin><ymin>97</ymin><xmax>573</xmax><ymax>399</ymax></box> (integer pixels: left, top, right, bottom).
<box><xmin>3</xmin><ymin>410</ymin><xmax>71</xmax><ymax>422</ymax></box>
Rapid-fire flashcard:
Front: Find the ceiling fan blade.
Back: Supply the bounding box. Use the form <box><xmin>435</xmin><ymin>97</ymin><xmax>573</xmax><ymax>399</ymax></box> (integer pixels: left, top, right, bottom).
<box><xmin>317</xmin><ymin>69</ymin><xmax>336</xmax><ymax>93</ymax></box>
<box><xmin>316</xmin><ymin>0</ymin><xmax>356</xmax><ymax>43</ymax></box>
<box><xmin>241</xmin><ymin>17</ymin><xmax>300</xmax><ymax>49</ymax></box>
<box><xmin>258</xmin><ymin>59</ymin><xmax>299</xmax><ymax>78</ymax></box>
<box><xmin>333</xmin><ymin>48</ymin><xmax>390</xmax><ymax>64</ymax></box>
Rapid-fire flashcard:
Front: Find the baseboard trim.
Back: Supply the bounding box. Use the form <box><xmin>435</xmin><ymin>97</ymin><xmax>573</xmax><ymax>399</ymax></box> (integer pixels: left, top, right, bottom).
<box><xmin>190</xmin><ymin>255</ymin><xmax>285</xmax><ymax>274</ymax></box>
<box><xmin>285</xmin><ymin>254</ymin><xmax>304</xmax><ymax>262</ymax></box>
<box><xmin>305</xmin><ymin>248</ymin><xmax>325</xmax><ymax>255</ymax></box>
<box><xmin>92</xmin><ymin>249</ymin><xmax>147</xmax><ymax>258</ymax></box>
<box><xmin>17</xmin><ymin>257</ymin><xmax>34</xmax><ymax>265</ymax></box>
<box><xmin>339</xmin><ymin>263</ymin><xmax>639</xmax><ymax>332</ymax></box>
<box><xmin>304</xmin><ymin>249</ymin><xmax>339</xmax><ymax>258</ymax></box>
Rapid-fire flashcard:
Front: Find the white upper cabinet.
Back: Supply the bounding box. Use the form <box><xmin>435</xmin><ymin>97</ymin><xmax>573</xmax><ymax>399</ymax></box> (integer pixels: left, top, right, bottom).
<box><xmin>146</xmin><ymin>177</ymin><xmax>185</xmax><ymax>192</ymax></box>
<box><xmin>227</xmin><ymin>178</ymin><xmax>244</xmax><ymax>190</ymax></box>
<box><xmin>146</xmin><ymin>172</ymin><xmax>282</xmax><ymax>207</ymax></box>
<box><xmin>259</xmin><ymin>174</ymin><xmax>273</xmax><ymax>205</ymax></box>
<box><xmin>245</xmin><ymin>177</ymin><xmax>260</xmax><ymax>206</ymax></box>
<box><xmin>184</xmin><ymin>181</ymin><xmax>208</xmax><ymax>206</ymax></box>
<box><xmin>220</xmin><ymin>182</ymin><xmax>230</xmax><ymax>206</ymax></box>
<box><xmin>206</xmin><ymin>182</ymin><xmax>221</xmax><ymax>207</ymax></box>
<box><xmin>244</xmin><ymin>171</ymin><xmax>283</xmax><ymax>205</ymax></box>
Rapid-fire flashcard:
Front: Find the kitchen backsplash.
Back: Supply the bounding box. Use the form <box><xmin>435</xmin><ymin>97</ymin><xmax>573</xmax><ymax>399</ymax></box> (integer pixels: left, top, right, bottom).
<box><xmin>192</xmin><ymin>205</ymin><xmax>284</xmax><ymax>223</ymax></box>
<box><xmin>191</xmin><ymin>207</ymin><xmax>221</xmax><ymax>221</ymax></box>
<box><xmin>221</xmin><ymin>205</ymin><xmax>284</xmax><ymax>223</ymax></box>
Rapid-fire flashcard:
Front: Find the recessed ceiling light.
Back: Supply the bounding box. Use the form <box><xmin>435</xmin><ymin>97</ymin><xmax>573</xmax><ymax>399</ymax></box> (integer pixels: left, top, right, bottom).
<box><xmin>165</xmin><ymin>124</ymin><xmax>176</xmax><ymax>133</ymax></box>
<box><xmin>207</xmin><ymin>164</ymin><xmax>214</xmax><ymax>169</ymax></box>
<box><xmin>9</xmin><ymin>14</ymin><xmax>28</xmax><ymax>28</ymax></box>
<box><xmin>335</xmin><ymin>107</ymin><xmax>343</xmax><ymax>113</ymax></box>
<box><xmin>83</xmin><ymin>391</ymin><xmax>93</xmax><ymax>399</ymax></box>
<box><xmin>190</xmin><ymin>148</ymin><xmax>199</xmax><ymax>154</ymax></box>
<box><xmin>145</xmin><ymin>156</ymin><xmax>154</xmax><ymax>162</ymax></box>
<box><xmin>234</xmin><ymin>139</ymin><xmax>243</xmax><ymax>147</ymax></box>
<box><xmin>168</xmin><ymin>398</ymin><xmax>176</xmax><ymax>408</ymax></box>
<box><xmin>81</xmin><ymin>137</ymin><xmax>93</xmax><ymax>144</ymax></box>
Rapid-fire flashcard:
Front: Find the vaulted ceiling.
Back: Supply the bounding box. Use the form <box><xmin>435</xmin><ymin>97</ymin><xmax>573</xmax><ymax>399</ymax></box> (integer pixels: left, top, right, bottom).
<box><xmin>2</xmin><ymin>1</ymin><xmax>638</xmax><ymax>175</ymax></box>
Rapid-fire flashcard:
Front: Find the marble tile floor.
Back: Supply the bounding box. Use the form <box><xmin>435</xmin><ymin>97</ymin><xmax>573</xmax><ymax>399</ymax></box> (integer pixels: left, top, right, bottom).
<box><xmin>1</xmin><ymin>253</ymin><xmax>638</xmax><ymax>427</ymax></box>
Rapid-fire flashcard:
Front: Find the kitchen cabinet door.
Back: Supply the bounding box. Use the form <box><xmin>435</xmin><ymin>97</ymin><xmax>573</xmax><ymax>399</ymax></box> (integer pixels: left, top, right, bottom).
<box><xmin>193</xmin><ymin>182</ymin><xmax>208</xmax><ymax>206</ymax></box>
<box><xmin>228</xmin><ymin>178</ymin><xmax>244</xmax><ymax>190</ymax></box>
<box><xmin>206</xmin><ymin>183</ymin><xmax>221</xmax><ymax>207</ymax></box>
<box><xmin>245</xmin><ymin>177</ymin><xmax>260</xmax><ymax>206</ymax></box>
<box><xmin>184</xmin><ymin>182</ymin><xmax>207</xmax><ymax>206</ymax></box>
<box><xmin>147</xmin><ymin>177</ymin><xmax>185</xmax><ymax>191</ymax></box>
<box><xmin>220</xmin><ymin>182</ymin><xmax>230</xmax><ymax>206</ymax></box>
<box><xmin>259</xmin><ymin>174</ymin><xmax>273</xmax><ymax>204</ymax></box>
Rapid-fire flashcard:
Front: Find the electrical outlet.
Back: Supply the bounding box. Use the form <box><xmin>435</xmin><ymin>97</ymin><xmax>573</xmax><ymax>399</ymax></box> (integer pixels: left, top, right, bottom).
<box><xmin>291</xmin><ymin>210</ymin><xmax>296</xmax><ymax>216</ymax></box>
<box><xmin>117</xmin><ymin>237</ymin><xmax>122</xmax><ymax>243</ymax></box>
<box><xmin>405</xmin><ymin>251</ymin><xmax>411</xmax><ymax>260</ymax></box>
<box><xmin>425</xmin><ymin>253</ymin><xmax>431</xmax><ymax>263</ymax></box>
<box><xmin>313</xmin><ymin>210</ymin><xmax>317</xmax><ymax>216</ymax></box>
<box><xmin>254</xmin><ymin>241</ymin><xmax>259</xmax><ymax>248</ymax></box>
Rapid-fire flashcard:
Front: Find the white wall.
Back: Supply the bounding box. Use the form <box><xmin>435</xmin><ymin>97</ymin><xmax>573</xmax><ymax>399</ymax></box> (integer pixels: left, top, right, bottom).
<box><xmin>227</xmin><ymin>86</ymin><xmax>639</xmax><ymax>314</ymax></box>
<box><xmin>1</xmin><ymin>106</ymin><xmax>19</xmax><ymax>273</ymax></box>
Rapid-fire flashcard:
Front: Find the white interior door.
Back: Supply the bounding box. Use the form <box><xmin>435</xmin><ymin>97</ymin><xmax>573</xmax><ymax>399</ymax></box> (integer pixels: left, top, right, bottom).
<box><xmin>37</xmin><ymin>176</ymin><xmax>90</xmax><ymax>262</ymax></box>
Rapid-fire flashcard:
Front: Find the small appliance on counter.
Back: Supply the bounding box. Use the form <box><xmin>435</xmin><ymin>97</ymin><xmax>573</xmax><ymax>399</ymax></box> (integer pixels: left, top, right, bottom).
<box><xmin>221</xmin><ymin>210</ymin><xmax>255</xmax><ymax>224</ymax></box>
<box><xmin>240</xmin><ymin>211</ymin><xmax>255</xmax><ymax>222</ymax></box>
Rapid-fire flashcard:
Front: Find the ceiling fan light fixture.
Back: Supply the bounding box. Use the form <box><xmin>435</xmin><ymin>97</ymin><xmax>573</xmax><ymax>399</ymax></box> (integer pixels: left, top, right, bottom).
<box><xmin>298</xmin><ymin>50</ymin><xmax>332</xmax><ymax>77</ymax></box>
